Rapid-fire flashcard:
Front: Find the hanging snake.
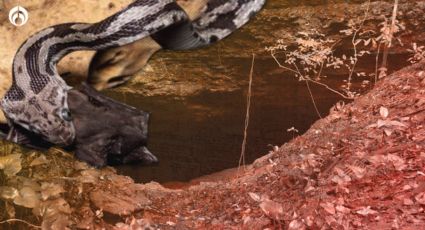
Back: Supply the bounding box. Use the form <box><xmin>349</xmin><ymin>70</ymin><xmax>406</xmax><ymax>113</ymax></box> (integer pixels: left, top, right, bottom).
<box><xmin>0</xmin><ymin>0</ymin><xmax>266</xmax><ymax>146</ymax></box>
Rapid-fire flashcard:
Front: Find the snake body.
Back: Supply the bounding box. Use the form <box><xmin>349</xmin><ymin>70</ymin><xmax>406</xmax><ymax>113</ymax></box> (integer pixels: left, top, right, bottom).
<box><xmin>0</xmin><ymin>0</ymin><xmax>266</xmax><ymax>146</ymax></box>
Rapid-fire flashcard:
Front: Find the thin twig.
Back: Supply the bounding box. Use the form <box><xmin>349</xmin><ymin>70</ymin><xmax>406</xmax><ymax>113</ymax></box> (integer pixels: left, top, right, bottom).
<box><xmin>388</xmin><ymin>0</ymin><xmax>399</xmax><ymax>48</ymax></box>
<box><xmin>305</xmin><ymin>80</ymin><xmax>322</xmax><ymax>119</ymax></box>
<box><xmin>272</xmin><ymin>48</ymin><xmax>354</xmax><ymax>100</ymax></box>
<box><xmin>306</xmin><ymin>78</ymin><xmax>354</xmax><ymax>100</ymax></box>
<box><xmin>0</xmin><ymin>219</ymin><xmax>41</xmax><ymax>229</ymax></box>
<box><xmin>375</xmin><ymin>42</ymin><xmax>382</xmax><ymax>84</ymax></box>
<box><xmin>238</xmin><ymin>54</ymin><xmax>255</xmax><ymax>172</ymax></box>
<box><xmin>380</xmin><ymin>0</ymin><xmax>399</xmax><ymax>75</ymax></box>
<box><xmin>347</xmin><ymin>0</ymin><xmax>371</xmax><ymax>89</ymax></box>
<box><xmin>307</xmin><ymin>61</ymin><xmax>325</xmax><ymax>118</ymax></box>
<box><xmin>271</xmin><ymin>53</ymin><xmax>300</xmax><ymax>75</ymax></box>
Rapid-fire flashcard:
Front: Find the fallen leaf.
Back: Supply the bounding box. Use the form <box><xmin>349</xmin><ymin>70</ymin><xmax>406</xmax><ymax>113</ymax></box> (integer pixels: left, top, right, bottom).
<box><xmin>332</xmin><ymin>167</ymin><xmax>352</xmax><ymax>184</ymax></box>
<box><xmin>166</xmin><ymin>221</ymin><xmax>176</xmax><ymax>226</ymax></box>
<box><xmin>369</xmin><ymin>154</ymin><xmax>406</xmax><ymax>171</ymax></box>
<box><xmin>387</xmin><ymin>154</ymin><xmax>406</xmax><ymax>171</ymax></box>
<box><xmin>78</xmin><ymin>169</ymin><xmax>101</xmax><ymax>184</ymax></box>
<box><xmin>0</xmin><ymin>186</ymin><xmax>19</xmax><ymax>200</ymax></box>
<box><xmin>14</xmin><ymin>187</ymin><xmax>40</xmax><ymax>208</ymax></box>
<box><xmin>347</xmin><ymin>165</ymin><xmax>366</xmax><ymax>179</ymax></box>
<box><xmin>30</xmin><ymin>155</ymin><xmax>49</xmax><ymax>167</ymax></box>
<box><xmin>320</xmin><ymin>202</ymin><xmax>336</xmax><ymax>215</ymax></box>
<box><xmin>384</xmin><ymin>128</ymin><xmax>393</xmax><ymax>136</ymax></box>
<box><xmin>403</xmin><ymin>198</ymin><xmax>414</xmax><ymax>206</ymax></box>
<box><xmin>17</xmin><ymin>176</ymin><xmax>41</xmax><ymax>191</ymax></box>
<box><xmin>41</xmin><ymin>183</ymin><xmax>65</xmax><ymax>201</ymax></box>
<box><xmin>288</xmin><ymin>219</ymin><xmax>305</xmax><ymax>230</ymax></box>
<box><xmin>95</xmin><ymin>209</ymin><xmax>104</xmax><ymax>218</ymax></box>
<box><xmin>248</xmin><ymin>192</ymin><xmax>262</xmax><ymax>202</ymax></box>
<box><xmin>260</xmin><ymin>199</ymin><xmax>284</xmax><ymax>220</ymax></box>
<box><xmin>415</xmin><ymin>192</ymin><xmax>425</xmax><ymax>205</ymax></box>
<box><xmin>403</xmin><ymin>185</ymin><xmax>412</xmax><ymax>191</ymax></box>
<box><xmin>41</xmin><ymin>214</ymin><xmax>71</xmax><ymax>230</ymax></box>
<box><xmin>336</xmin><ymin>205</ymin><xmax>351</xmax><ymax>214</ymax></box>
<box><xmin>0</xmin><ymin>154</ymin><xmax>22</xmax><ymax>177</ymax></box>
<box><xmin>380</xmin><ymin>107</ymin><xmax>389</xmax><ymax>119</ymax></box>
<box><xmin>33</xmin><ymin>198</ymin><xmax>72</xmax><ymax>218</ymax></box>
<box><xmin>243</xmin><ymin>216</ymin><xmax>252</xmax><ymax>225</ymax></box>
<box><xmin>305</xmin><ymin>216</ymin><xmax>314</xmax><ymax>227</ymax></box>
<box><xmin>356</xmin><ymin>206</ymin><xmax>378</xmax><ymax>216</ymax></box>
<box><xmin>377</xmin><ymin>119</ymin><xmax>408</xmax><ymax>128</ymax></box>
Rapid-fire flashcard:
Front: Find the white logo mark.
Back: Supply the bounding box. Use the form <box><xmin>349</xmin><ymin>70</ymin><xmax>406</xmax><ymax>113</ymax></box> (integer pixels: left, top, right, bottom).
<box><xmin>9</xmin><ymin>6</ymin><xmax>29</xmax><ymax>27</ymax></box>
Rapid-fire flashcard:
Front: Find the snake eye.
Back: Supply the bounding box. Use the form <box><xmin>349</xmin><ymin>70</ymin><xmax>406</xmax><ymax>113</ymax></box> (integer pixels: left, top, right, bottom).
<box><xmin>60</xmin><ymin>108</ymin><xmax>72</xmax><ymax>121</ymax></box>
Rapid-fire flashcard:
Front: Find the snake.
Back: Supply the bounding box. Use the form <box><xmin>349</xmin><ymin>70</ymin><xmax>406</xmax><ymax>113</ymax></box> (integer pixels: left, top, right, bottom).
<box><xmin>0</xmin><ymin>0</ymin><xmax>266</xmax><ymax>146</ymax></box>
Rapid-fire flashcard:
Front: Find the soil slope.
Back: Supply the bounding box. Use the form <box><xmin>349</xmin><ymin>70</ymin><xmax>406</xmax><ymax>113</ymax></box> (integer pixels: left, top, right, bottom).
<box><xmin>128</xmin><ymin>58</ymin><xmax>425</xmax><ymax>229</ymax></box>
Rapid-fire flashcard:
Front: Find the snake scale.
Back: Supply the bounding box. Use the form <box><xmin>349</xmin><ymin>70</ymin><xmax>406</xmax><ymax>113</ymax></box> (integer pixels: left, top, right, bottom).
<box><xmin>1</xmin><ymin>0</ymin><xmax>266</xmax><ymax>146</ymax></box>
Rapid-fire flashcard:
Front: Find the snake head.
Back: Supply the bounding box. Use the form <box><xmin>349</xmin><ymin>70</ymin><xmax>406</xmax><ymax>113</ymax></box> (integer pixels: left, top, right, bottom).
<box><xmin>1</xmin><ymin>84</ymin><xmax>76</xmax><ymax>146</ymax></box>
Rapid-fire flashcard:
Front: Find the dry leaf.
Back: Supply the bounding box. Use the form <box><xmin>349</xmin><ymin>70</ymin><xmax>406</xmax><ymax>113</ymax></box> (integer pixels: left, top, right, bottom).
<box><xmin>320</xmin><ymin>202</ymin><xmax>336</xmax><ymax>215</ymax></box>
<box><xmin>347</xmin><ymin>165</ymin><xmax>366</xmax><ymax>179</ymax></box>
<box><xmin>356</xmin><ymin>206</ymin><xmax>378</xmax><ymax>216</ymax></box>
<box><xmin>332</xmin><ymin>167</ymin><xmax>352</xmax><ymax>184</ymax></box>
<box><xmin>249</xmin><ymin>192</ymin><xmax>262</xmax><ymax>202</ymax></box>
<box><xmin>415</xmin><ymin>192</ymin><xmax>425</xmax><ymax>205</ymax></box>
<box><xmin>30</xmin><ymin>155</ymin><xmax>49</xmax><ymax>167</ymax></box>
<box><xmin>387</xmin><ymin>154</ymin><xmax>406</xmax><ymax>171</ymax></box>
<box><xmin>384</xmin><ymin>128</ymin><xmax>393</xmax><ymax>136</ymax></box>
<box><xmin>0</xmin><ymin>154</ymin><xmax>22</xmax><ymax>177</ymax></box>
<box><xmin>0</xmin><ymin>186</ymin><xmax>19</xmax><ymax>200</ymax></box>
<box><xmin>368</xmin><ymin>155</ymin><xmax>385</xmax><ymax>165</ymax></box>
<box><xmin>288</xmin><ymin>219</ymin><xmax>305</xmax><ymax>230</ymax></box>
<box><xmin>78</xmin><ymin>169</ymin><xmax>101</xmax><ymax>184</ymax></box>
<box><xmin>73</xmin><ymin>161</ymin><xmax>90</xmax><ymax>171</ymax></box>
<box><xmin>14</xmin><ymin>187</ymin><xmax>40</xmax><ymax>208</ymax></box>
<box><xmin>305</xmin><ymin>216</ymin><xmax>314</xmax><ymax>227</ymax></box>
<box><xmin>403</xmin><ymin>198</ymin><xmax>414</xmax><ymax>206</ymax></box>
<box><xmin>17</xmin><ymin>176</ymin><xmax>41</xmax><ymax>191</ymax></box>
<box><xmin>42</xmin><ymin>214</ymin><xmax>71</xmax><ymax>230</ymax></box>
<box><xmin>115</xmin><ymin>218</ymin><xmax>153</xmax><ymax>230</ymax></box>
<box><xmin>259</xmin><ymin>199</ymin><xmax>284</xmax><ymax>220</ymax></box>
<box><xmin>336</xmin><ymin>205</ymin><xmax>351</xmax><ymax>214</ymax></box>
<box><xmin>41</xmin><ymin>183</ymin><xmax>65</xmax><ymax>201</ymax></box>
<box><xmin>403</xmin><ymin>185</ymin><xmax>412</xmax><ymax>191</ymax></box>
<box><xmin>369</xmin><ymin>154</ymin><xmax>406</xmax><ymax>171</ymax></box>
<box><xmin>380</xmin><ymin>107</ymin><xmax>389</xmax><ymax>119</ymax></box>
<box><xmin>377</xmin><ymin>119</ymin><xmax>407</xmax><ymax>128</ymax></box>
<box><xmin>166</xmin><ymin>221</ymin><xmax>176</xmax><ymax>226</ymax></box>
<box><xmin>33</xmin><ymin>198</ymin><xmax>72</xmax><ymax>218</ymax></box>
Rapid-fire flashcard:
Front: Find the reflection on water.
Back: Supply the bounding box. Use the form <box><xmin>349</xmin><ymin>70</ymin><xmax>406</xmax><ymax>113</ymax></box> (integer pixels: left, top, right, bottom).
<box><xmin>105</xmin><ymin>56</ymin><xmax>343</xmax><ymax>183</ymax></box>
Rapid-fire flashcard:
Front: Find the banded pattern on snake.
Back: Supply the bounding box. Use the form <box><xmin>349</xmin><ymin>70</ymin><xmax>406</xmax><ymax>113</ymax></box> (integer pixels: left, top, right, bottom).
<box><xmin>1</xmin><ymin>0</ymin><xmax>266</xmax><ymax>146</ymax></box>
